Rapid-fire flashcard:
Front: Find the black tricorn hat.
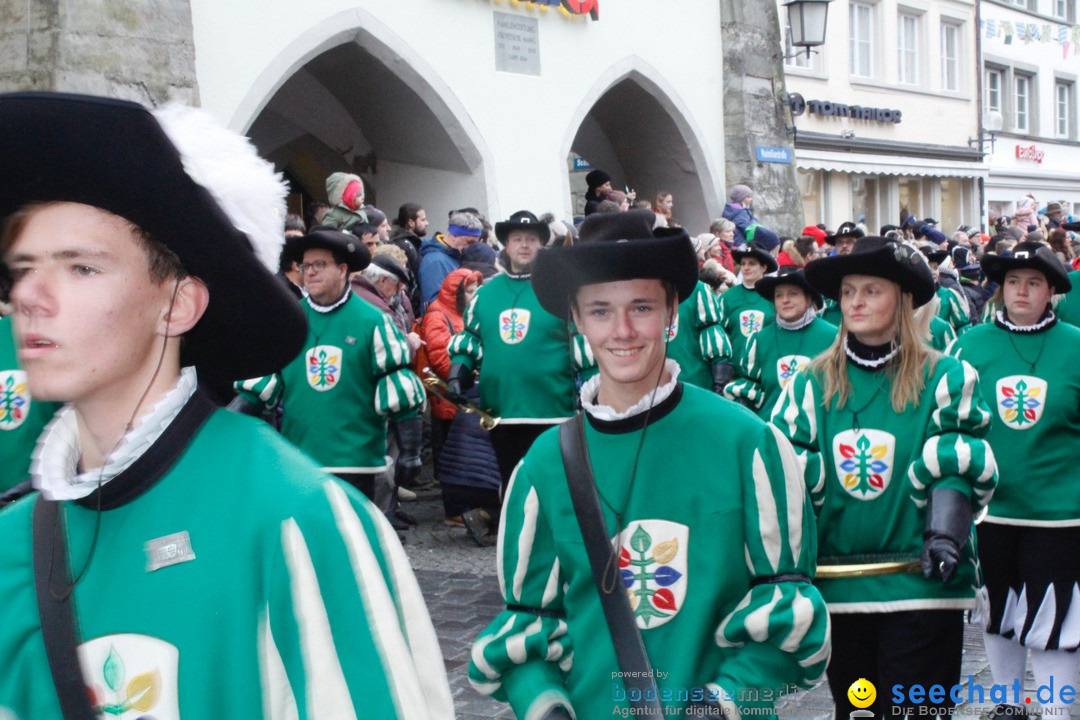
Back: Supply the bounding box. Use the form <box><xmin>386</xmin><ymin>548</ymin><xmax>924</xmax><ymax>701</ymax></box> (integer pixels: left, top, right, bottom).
<box><xmin>805</xmin><ymin>236</ymin><xmax>936</xmax><ymax>307</ymax></box>
<box><xmin>980</xmin><ymin>241</ymin><xmax>1072</xmax><ymax>293</ymax></box>
<box><xmin>0</xmin><ymin>92</ymin><xmax>306</xmax><ymax>383</ymax></box>
<box><xmin>825</xmin><ymin>221</ymin><xmax>865</xmax><ymax>246</ymax></box>
<box><xmin>731</xmin><ymin>242</ymin><xmax>779</xmax><ymax>273</ymax></box>
<box><xmin>755</xmin><ymin>266</ymin><xmax>824</xmax><ymax>309</ymax></box>
<box><xmin>531</xmin><ymin>209</ymin><xmax>697</xmax><ymax>319</ymax></box>
<box><xmin>495</xmin><ymin>210</ymin><xmax>551</xmax><ymax>245</ymax></box>
<box><xmin>296</xmin><ymin>229</ymin><xmax>371</xmax><ymax>272</ymax></box>
<box><xmin>918</xmin><ymin>245</ymin><xmax>949</xmax><ymax>265</ymax></box>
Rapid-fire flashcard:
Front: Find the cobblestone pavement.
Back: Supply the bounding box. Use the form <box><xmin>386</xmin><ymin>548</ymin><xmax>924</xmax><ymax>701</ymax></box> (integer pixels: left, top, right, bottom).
<box><xmin>401</xmin><ymin>484</ymin><xmax>1071</xmax><ymax>720</ymax></box>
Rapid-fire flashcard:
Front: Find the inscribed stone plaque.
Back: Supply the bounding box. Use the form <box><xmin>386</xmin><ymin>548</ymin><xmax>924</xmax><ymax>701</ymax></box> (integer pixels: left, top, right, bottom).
<box><xmin>494</xmin><ymin>11</ymin><xmax>540</xmax><ymax>75</ymax></box>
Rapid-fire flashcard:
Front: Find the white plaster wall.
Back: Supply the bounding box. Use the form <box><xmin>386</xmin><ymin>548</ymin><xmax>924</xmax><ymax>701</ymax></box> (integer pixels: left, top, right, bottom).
<box><xmin>188</xmin><ymin>0</ymin><xmax>727</xmax><ymax>226</ymax></box>
<box><xmin>781</xmin><ymin>0</ymin><xmax>979</xmax><ymax>146</ymax></box>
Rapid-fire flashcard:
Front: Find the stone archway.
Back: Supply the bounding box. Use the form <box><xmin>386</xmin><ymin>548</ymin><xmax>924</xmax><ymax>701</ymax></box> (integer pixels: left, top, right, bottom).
<box><xmin>563</xmin><ymin>58</ymin><xmax>722</xmax><ymax>231</ymax></box>
<box><xmin>236</xmin><ymin>12</ymin><xmax>497</xmax><ymax>227</ymax></box>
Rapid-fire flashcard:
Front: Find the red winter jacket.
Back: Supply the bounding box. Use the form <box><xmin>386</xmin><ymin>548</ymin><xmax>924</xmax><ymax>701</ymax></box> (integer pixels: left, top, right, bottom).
<box><xmin>421</xmin><ymin>268</ymin><xmax>482</xmax><ymax>420</ymax></box>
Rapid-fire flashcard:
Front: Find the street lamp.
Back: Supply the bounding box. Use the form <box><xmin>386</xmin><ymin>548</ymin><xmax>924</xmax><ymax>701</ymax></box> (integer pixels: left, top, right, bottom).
<box><xmin>968</xmin><ymin>110</ymin><xmax>1003</xmax><ymax>154</ymax></box>
<box><xmin>784</xmin><ymin>0</ymin><xmax>833</xmax><ymax>59</ymax></box>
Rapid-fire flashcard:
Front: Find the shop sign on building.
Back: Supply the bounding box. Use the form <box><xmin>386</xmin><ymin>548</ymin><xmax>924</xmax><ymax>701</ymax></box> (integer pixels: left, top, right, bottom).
<box><xmin>494</xmin><ymin>12</ymin><xmax>540</xmax><ymax>75</ymax></box>
<box><xmin>1014</xmin><ymin>144</ymin><xmax>1045</xmax><ymax>164</ymax></box>
<box><xmin>788</xmin><ymin>93</ymin><xmax>903</xmax><ymax>124</ymax></box>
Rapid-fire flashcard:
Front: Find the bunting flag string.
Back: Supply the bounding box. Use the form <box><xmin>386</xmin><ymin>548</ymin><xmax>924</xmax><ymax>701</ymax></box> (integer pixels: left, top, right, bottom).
<box><xmin>981</xmin><ymin>16</ymin><xmax>1080</xmax><ymax>56</ymax></box>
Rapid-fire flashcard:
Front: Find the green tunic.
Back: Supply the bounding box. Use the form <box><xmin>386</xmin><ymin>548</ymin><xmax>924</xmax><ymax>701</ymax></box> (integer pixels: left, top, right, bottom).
<box><xmin>0</xmin><ymin>405</ymin><xmax>452</xmax><ymax>719</ymax></box>
<box><xmin>449</xmin><ymin>273</ymin><xmax>577</xmax><ymax>423</ymax></box>
<box><xmin>0</xmin><ymin>317</ymin><xmax>60</xmax><ymax>491</ymax></box>
<box><xmin>237</xmin><ymin>293</ymin><xmax>425</xmax><ymax>472</ymax></box>
<box><xmin>724</xmin><ymin>317</ymin><xmax>837</xmax><ymax>420</ymax></box>
<box><xmin>718</xmin><ymin>283</ymin><xmax>776</xmax><ymax>365</ymax></box>
<box><xmin>1053</xmin><ymin>270</ymin><xmax>1080</xmax><ymax>328</ymax></box>
<box><xmin>820</xmin><ymin>299</ymin><xmax>843</xmax><ymax>328</ymax></box>
<box><xmin>937</xmin><ymin>284</ymin><xmax>971</xmax><ymax>332</ymax></box>
<box><xmin>950</xmin><ymin>316</ymin><xmax>1080</xmax><ymax>525</ymax></box>
<box><xmin>928</xmin><ymin>316</ymin><xmax>957</xmax><ymax>352</ymax></box>
<box><xmin>469</xmin><ymin>383</ymin><xmax>830</xmax><ymax>719</ymax></box>
<box><xmin>664</xmin><ymin>281</ymin><xmax>732</xmax><ymax>389</ymax></box>
<box><xmin>771</xmin><ymin>355</ymin><xmax>997</xmax><ymax>611</ymax></box>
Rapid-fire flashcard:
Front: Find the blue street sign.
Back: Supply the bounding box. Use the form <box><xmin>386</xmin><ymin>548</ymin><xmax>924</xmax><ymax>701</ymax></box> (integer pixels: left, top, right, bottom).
<box><xmin>755</xmin><ymin>146</ymin><xmax>792</xmax><ymax>164</ymax></box>
<box><xmin>573</xmin><ymin>157</ymin><xmax>592</xmax><ymax>170</ymax></box>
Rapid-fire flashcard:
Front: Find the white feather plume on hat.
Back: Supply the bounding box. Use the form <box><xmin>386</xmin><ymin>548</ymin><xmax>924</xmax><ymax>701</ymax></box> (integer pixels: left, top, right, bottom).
<box><xmin>152</xmin><ymin>103</ymin><xmax>287</xmax><ymax>273</ymax></box>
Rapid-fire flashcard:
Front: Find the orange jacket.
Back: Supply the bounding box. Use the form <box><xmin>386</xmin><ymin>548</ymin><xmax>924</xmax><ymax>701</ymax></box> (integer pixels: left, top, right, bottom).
<box><xmin>421</xmin><ymin>268</ymin><xmax>482</xmax><ymax>419</ymax></box>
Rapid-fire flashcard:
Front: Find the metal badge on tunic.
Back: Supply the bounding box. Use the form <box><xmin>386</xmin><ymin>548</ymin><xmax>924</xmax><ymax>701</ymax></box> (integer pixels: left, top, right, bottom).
<box><xmin>145</xmin><ymin>531</ymin><xmax>196</xmax><ymax>572</ymax></box>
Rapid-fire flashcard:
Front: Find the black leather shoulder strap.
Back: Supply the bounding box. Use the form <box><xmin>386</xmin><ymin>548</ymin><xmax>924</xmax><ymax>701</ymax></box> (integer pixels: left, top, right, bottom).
<box><xmin>33</xmin><ymin>496</ymin><xmax>96</xmax><ymax>720</ymax></box>
<box><xmin>559</xmin><ymin>414</ymin><xmax>663</xmax><ymax>713</ymax></box>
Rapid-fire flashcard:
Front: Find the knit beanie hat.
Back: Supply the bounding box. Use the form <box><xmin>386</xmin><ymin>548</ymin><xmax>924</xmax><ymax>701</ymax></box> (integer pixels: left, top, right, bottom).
<box><xmin>729</xmin><ymin>184</ymin><xmax>753</xmax><ymax>204</ymax></box>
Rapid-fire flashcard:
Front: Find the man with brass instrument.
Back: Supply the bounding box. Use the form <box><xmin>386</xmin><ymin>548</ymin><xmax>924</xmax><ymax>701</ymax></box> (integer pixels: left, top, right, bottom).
<box><xmin>447</xmin><ymin>210</ymin><xmax>580</xmax><ymax>513</ymax></box>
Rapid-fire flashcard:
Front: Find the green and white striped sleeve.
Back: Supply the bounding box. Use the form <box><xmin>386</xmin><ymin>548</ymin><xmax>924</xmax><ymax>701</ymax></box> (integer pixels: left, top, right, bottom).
<box><xmin>938</xmin><ymin>286</ymin><xmax>971</xmax><ymax>331</ymax></box>
<box><xmin>448</xmin><ymin>292</ymin><xmax>483</xmax><ymax>371</ymax></box>
<box><xmin>723</xmin><ymin>333</ymin><xmax>764</xmax><ymax>409</ymax></box>
<box><xmin>372</xmin><ymin>314</ymin><xmax>426</xmax><ymax>419</ymax></box>
<box><xmin>713</xmin><ymin>423</ymin><xmax>830</xmax><ymax>702</ymax></box>
<box><xmin>234</xmin><ymin>373</ymin><xmax>284</xmax><ymax>409</ymax></box>
<box><xmin>469</xmin><ymin>461</ymin><xmax>574</xmax><ymax>719</ymax></box>
<box><xmin>571</xmin><ymin>331</ymin><xmax>598</xmax><ymax>385</ymax></box>
<box><xmin>262</xmin><ymin>479</ymin><xmax>454</xmax><ymax>719</ymax></box>
<box><xmin>908</xmin><ymin>357</ymin><xmax>998</xmax><ymax>511</ymax></box>
<box><xmin>692</xmin><ymin>282</ymin><xmax>732</xmax><ymax>365</ymax></box>
<box><xmin>770</xmin><ymin>371</ymin><xmax>827</xmax><ymax>510</ymax></box>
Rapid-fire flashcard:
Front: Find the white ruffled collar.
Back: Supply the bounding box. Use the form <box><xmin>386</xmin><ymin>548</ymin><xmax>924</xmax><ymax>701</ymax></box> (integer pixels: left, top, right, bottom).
<box><xmin>305</xmin><ymin>284</ymin><xmax>351</xmax><ymax>313</ymax></box>
<box><xmin>32</xmin><ymin>367</ymin><xmax>199</xmax><ymax>501</ymax></box>
<box><xmin>580</xmin><ymin>359</ymin><xmax>681</xmax><ymax>421</ymax></box>
<box><xmin>777</xmin><ymin>307</ymin><xmax>818</xmax><ymax>331</ymax></box>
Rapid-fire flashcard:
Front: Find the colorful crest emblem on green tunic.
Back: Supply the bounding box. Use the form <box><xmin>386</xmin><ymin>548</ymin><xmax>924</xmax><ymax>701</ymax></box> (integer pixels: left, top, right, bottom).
<box><xmin>306</xmin><ymin>345</ymin><xmax>343</xmax><ymax>391</ymax></box>
<box><xmin>0</xmin><ymin>370</ymin><xmax>29</xmax><ymax>430</ymax></box>
<box><xmin>832</xmin><ymin>429</ymin><xmax>895</xmax><ymax>501</ymax></box>
<box><xmin>78</xmin><ymin>634</ymin><xmax>179</xmax><ymax>719</ymax></box>
<box><xmin>616</xmin><ymin>520</ymin><xmax>688</xmax><ymax>629</ymax></box>
<box><xmin>995</xmin><ymin>375</ymin><xmax>1047</xmax><ymax>430</ymax></box>
<box><xmin>776</xmin><ymin>355</ymin><xmax>811</xmax><ymax>389</ymax></box>
<box><xmin>666</xmin><ymin>313</ymin><xmax>679</xmax><ymax>341</ymax></box>
<box><xmin>739</xmin><ymin>310</ymin><xmax>764</xmax><ymax>338</ymax></box>
<box><xmin>499</xmin><ymin>308</ymin><xmax>531</xmax><ymax>344</ymax></box>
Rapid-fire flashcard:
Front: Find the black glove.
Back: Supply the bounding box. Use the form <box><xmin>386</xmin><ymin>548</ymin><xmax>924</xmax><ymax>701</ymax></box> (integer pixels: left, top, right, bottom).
<box><xmin>447</xmin><ymin>362</ymin><xmax>474</xmax><ymax>398</ymax></box>
<box><xmin>921</xmin><ymin>487</ymin><xmax>973</xmax><ymax>583</ymax></box>
<box><xmin>540</xmin><ymin>706</ymin><xmax>573</xmax><ymax>720</ymax></box>
<box><xmin>226</xmin><ymin>394</ymin><xmax>264</xmax><ymax>418</ymax></box>
<box><xmin>711</xmin><ymin>361</ymin><xmax>736</xmax><ymax>394</ymax></box>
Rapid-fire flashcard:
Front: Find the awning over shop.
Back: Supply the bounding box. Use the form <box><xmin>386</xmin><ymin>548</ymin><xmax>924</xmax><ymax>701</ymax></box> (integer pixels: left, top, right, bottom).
<box><xmin>795</xmin><ymin>149</ymin><xmax>989</xmax><ymax>179</ymax></box>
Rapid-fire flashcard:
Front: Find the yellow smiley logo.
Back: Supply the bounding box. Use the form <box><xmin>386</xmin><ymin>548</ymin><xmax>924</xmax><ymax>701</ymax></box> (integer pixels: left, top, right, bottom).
<box><xmin>847</xmin><ymin>678</ymin><xmax>876</xmax><ymax>709</ymax></box>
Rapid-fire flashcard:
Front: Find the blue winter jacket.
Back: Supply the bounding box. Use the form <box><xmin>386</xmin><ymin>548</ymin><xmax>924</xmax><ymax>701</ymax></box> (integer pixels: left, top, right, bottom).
<box><xmin>722</xmin><ymin>202</ymin><xmax>758</xmax><ymax>246</ymax></box>
<box><xmin>418</xmin><ymin>236</ymin><xmax>462</xmax><ymax>312</ymax></box>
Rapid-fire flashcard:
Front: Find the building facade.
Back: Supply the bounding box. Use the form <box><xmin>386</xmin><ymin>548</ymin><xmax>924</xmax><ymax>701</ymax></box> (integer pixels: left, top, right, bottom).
<box><xmin>979</xmin><ymin>0</ymin><xmax>1080</xmax><ymax>223</ymax></box>
<box><xmin>780</xmin><ymin>0</ymin><xmax>985</xmax><ymax>233</ymax></box>
<box><xmin>186</xmin><ymin>0</ymin><xmax>736</xmax><ymax>232</ymax></box>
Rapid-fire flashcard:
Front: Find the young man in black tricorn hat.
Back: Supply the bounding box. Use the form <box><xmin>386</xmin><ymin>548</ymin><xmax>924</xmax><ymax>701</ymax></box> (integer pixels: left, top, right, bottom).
<box><xmin>468</xmin><ymin>209</ymin><xmax>830</xmax><ymax>719</ymax></box>
<box><xmin>0</xmin><ymin>92</ymin><xmax>452</xmax><ymax>718</ymax></box>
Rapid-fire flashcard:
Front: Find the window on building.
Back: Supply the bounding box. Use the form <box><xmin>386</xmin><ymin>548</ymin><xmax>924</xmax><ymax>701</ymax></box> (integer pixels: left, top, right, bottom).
<box><xmin>1054</xmin><ymin>0</ymin><xmax>1074</xmax><ymax>21</ymax></box>
<box><xmin>1015</xmin><ymin>75</ymin><xmax>1031</xmax><ymax>133</ymax></box>
<box><xmin>986</xmin><ymin>69</ymin><xmax>1002</xmax><ymax>114</ymax></box>
<box><xmin>898</xmin><ymin>13</ymin><xmax>919</xmax><ymax>85</ymax></box>
<box><xmin>784</xmin><ymin>25</ymin><xmax>812</xmax><ymax>69</ymax></box>
<box><xmin>941</xmin><ymin>23</ymin><xmax>959</xmax><ymax>92</ymax></box>
<box><xmin>1057</xmin><ymin>82</ymin><xmax>1073</xmax><ymax>137</ymax></box>
<box><xmin>850</xmin><ymin>3</ymin><xmax>874</xmax><ymax>78</ymax></box>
